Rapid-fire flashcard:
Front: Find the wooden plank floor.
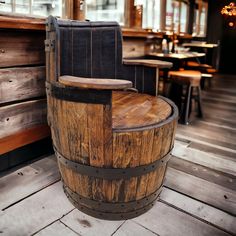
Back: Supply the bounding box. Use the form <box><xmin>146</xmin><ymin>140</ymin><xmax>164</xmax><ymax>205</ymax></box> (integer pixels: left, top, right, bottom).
<box><xmin>0</xmin><ymin>74</ymin><xmax>235</xmax><ymax>236</ymax></box>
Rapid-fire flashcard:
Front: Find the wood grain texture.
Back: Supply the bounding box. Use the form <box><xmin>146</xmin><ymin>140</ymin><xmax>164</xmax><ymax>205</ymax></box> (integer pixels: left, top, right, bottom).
<box><xmin>112</xmin><ymin>91</ymin><xmax>172</xmax><ymax>130</ymax></box>
<box><xmin>165</xmin><ymin>167</ymin><xmax>236</xmax><ymax>215</ymax></box>
<box><xmin>123</xmin><ymin>38</ymin><xmax>146</xmax><ymax>58</ymax></box>
<box><xmin>0</xmin><ymin>30</ymin><xmax>45</xmax><ymax>68</ymax></box>
<box><xmin>47</xmin><ymin>89</ymin><xmax>177</xmax><ymax>216</ymax></box>
<box><xmin>113</xmin><ymin>221</ymin><xmax>157</xmax><ymax>236</ymax></box>
<box><xmin>133</xmin><ymin>201</ymin><xmax>231</xmax><ymax>236</ymax></box>
<box><xmin>0</xmin><ymin>124</ymin><xmax>50</xmax><ymax>155</ymax></box>
<box><xmin>160</xmin><ymin>187</ymin><xmax>236</xmax><ymax>235</ymax></box>
<box><xmin>61</xmin><ymin>209</ymin><xmax>124</xmax><ymax>236</ymax></box>
<box><xmin>0</xmin><ymin>182</ymin><xmax>74</xmax><ymax>236</ymax></box>
<box><xmin>0</xmin><ymin>66</ymin><xmax>46</xmax><ymax>104</ymax></box>
<box><xmin>0</xmin><ymin>155</ymin><xmax>59</xmax><ymax>210</ymax></box>
<box><xmin>0</xmin><ymin>99</ymin><xmax>47</xmax><ymax>139</ymax></box>
<box><xmin>59</xmin><ymin>76</ymin><xmax>132</xmax><ymax>90</ymax></box>
<box><xmin>0</xmin><ymin>14</ymin><xmax>45</xmax><ymax>30</ymax></box>
<box><xmin>35</xmin><ymin>221</ymin><xmax>78</xmax><ymax>236</ymax></box>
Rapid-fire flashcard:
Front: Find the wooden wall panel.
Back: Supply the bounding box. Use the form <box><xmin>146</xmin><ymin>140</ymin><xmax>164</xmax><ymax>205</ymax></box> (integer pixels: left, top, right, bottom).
<box><xmin>0</xmin><ymin>99</ymin><xmax>47</xmax><ymax>139</ymax></box>
<box><xmin>0</xmin><ymin>30</ymin><xmax>45</xmax><ymax>68</ymax></box>
<box><xmin>123</xmin><ymin>38</ymin><xmax>146</xmax><ymax>58</ymax></box>
<box><xmin>0</xmin><ymin>66</ymin><xmax>46</xmax><ymax>104</ymax></box>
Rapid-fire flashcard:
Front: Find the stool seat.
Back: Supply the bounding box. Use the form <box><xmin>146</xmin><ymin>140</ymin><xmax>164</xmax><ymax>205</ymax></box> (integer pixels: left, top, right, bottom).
<box><xmin>168</xmin><ymin>70</ymin><xmax>203</xmax><ymax>124</ymax></box>
<box><xmin>186</xmin><ymin>61</ymin><xmax>212</xmax><ymax>70</ymax></box>
<box><xmin>169</xmin><ymin>70</ymin><xmax>201</xmax><ymax>87</ymax></box>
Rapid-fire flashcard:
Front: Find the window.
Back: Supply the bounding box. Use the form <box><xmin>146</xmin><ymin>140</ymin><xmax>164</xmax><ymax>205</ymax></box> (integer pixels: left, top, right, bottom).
<box><xmin>138</xmin><ymin>0</ymin><xmax>161</xmax><ymax>30</ymax></box>
<box><xmin>180</xmin><ymin>1</ymin><xmax>189</xmax><ymax>33</ymax></box>
<box><xmin>166</xmin><ymin>0</ymin><xmax>189</xmax><ymax>33</ymax></box>
<box><xmin>193</xmin><ymin>0</ymin><xmax>208</xmax><ymax>36</ymax></box>
<box><xmin>0</xmin><ymin>0</ymin><xmax>63</xmax><ymax>17</ymax></box>
<box><xmin>86</xmin><ymin>0</ymin><xmax>125</xmax><ymax>25</ymax></box>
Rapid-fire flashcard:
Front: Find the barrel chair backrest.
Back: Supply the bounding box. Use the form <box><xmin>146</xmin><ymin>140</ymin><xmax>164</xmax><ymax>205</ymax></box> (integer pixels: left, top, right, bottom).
<box><xmin>45</xmin><ymin>16</ymin><xmax>124</xmax><ymax>83</ymax></box>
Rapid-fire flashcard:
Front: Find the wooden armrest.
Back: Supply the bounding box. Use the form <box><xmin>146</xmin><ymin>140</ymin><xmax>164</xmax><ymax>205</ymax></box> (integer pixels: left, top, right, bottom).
<box><xmin>59</xmin><ymin>76</ymin><xmax>132</xmax><ymax>90</ymax></box>
<box><xmin>123</xmin><ymin>59</ymin><xmax>173</xmax><ymax>69</ymax></box>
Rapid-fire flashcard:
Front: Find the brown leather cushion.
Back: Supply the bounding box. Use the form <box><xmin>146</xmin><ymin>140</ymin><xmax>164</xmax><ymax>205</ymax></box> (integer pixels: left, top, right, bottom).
<box><xmin>169</xmin><ymin>70</ymin><xmax>202</xmax><ymax>87</ymax></box>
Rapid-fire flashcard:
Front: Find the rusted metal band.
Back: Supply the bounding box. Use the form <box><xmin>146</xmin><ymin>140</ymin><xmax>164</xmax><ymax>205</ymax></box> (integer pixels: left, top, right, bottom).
<box><xmin>46</xmin><ymin>82</ymin><xmax>112</xmax><ymax>105</ymax></box>
<box><xmin>63</xmin><ymin>182</ymin><xmax>161</xmax><ymax>220</ymax></box>
<box><xmin>55</xmin><ymin>147</ymin><xmax>171</xmax><ymax>180</ymax></box>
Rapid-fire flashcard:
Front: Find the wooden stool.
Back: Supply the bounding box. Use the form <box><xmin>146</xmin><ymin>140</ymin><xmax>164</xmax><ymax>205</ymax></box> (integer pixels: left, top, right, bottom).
<box><xmin>185</xmin><ymin>61</ymin><xmax>216</xmax><ymax>89</ymax></box>
<box><xmin>169</xmin><ymin>70</ymin><xmax>203</xmax><ymax>124</ymax></box>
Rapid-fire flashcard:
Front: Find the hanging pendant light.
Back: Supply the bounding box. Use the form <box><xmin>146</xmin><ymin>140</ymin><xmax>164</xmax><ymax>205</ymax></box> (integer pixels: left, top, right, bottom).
<box><xmin>221</xmin><ymin>2</ymin><xmax>236</xmax><ymax>16</ymax></box>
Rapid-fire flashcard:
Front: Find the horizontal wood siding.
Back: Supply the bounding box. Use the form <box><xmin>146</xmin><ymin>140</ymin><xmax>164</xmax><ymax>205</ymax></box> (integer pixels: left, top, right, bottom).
<box><xmin>0</xmin><ymin>66</ymin><xmax>46</xmax><ymax>104</ymax></box>
<box><xmin>0</xmin><ymin>30</ymin><xmax>45</xmax><ymax>68</ymax></box>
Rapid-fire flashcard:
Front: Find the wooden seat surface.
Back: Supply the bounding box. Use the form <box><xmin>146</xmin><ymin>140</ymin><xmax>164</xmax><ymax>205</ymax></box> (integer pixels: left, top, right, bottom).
<box><xmin>169</xmin><ymin>70</ymin><xmax>201</xmax><ymax>86</ymax></box>
<box><xmin>112</xmin><ymin>91</ymin><xmax>172</xmax><ymax>130</ymax></box>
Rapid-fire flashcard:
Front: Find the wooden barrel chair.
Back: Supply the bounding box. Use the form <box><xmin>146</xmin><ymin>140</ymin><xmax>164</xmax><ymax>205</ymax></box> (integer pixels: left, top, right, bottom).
<box><xmin>45</xmin><ymin>16</ymin><xmax>178</xmax><ymax>220</ymax></box>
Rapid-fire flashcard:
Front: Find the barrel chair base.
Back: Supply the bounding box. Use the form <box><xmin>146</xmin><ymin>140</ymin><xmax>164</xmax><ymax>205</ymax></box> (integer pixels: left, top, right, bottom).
<box><xmin>49</xmin><ymin>88</ymin><xmax>178</xmax><ymax>220</ymax></box>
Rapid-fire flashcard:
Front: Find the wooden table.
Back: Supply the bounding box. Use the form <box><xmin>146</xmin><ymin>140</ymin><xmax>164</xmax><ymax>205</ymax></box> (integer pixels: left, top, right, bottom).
<box><xmin>182</xmin><ymin>43</ymin><xmax>218</xmax><ymax>49</ymax></box>
<box><xmin>123</xmin><ymin>59</ymin><xmax>173</xmax><ymax>95</ymax></box>
<box><xmin>147</xmin><ymin>52</ymin><xmax>206</xmax><ymax>70</ymax></box>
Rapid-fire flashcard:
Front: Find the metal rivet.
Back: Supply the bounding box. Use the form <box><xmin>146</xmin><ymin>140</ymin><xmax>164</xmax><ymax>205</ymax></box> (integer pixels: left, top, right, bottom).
<box><xmin>1</xmin><ymin>49</ymin><xmax>5</xmax><ymax>53</ymax></box>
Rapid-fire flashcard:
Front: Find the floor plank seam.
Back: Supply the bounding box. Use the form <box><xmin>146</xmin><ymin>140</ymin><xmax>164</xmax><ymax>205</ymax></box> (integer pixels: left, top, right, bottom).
<box><xmin>110</xmin><ymin>220</ymin><xmax>126</xmax><ymax>236</ymax></box>
<box><xmin>30</xmin><ymin>208</ymin><xmax>75</xmax><ymax>236</ymax></box>
<box><xmin>2</xmin><ymin>179</ymin><xmax>61</xmax><ymax>211</ymax></box>
<box><xmin>158</xmin><ymin>198</ymin><xmax>235</xmax><ymax>236</ymax></box>
<box><xmin>130</xmin><ymin>220</ymin><xmax>160</xmax><ymax>236</ymax></box>
<box><xmin>59</xmin><ymin>219</ymin><xmax>82</xmax><ymax>236</ymax></box>
<box><xmin>162</xmin><ymin>185</ymin><xmax>236</xmax><ymax>217</ymax></box>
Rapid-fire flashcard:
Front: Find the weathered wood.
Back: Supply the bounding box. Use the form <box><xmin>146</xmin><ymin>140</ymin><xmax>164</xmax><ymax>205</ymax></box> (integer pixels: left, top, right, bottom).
<box><xmin>0</xmin><ymin>155</ymin><xmax>59</xmax><ymax>210</ymax></box>
<box><xmin>0</xmin><ymin>99</ymin><xmax>47</xmax><ymax>139</ymax></box>
<box><xmin>0</xmin><ymin>182</ymin><xmax>74</xmax><ymax>236</ymax></box>
<box><xmin>35</xmin><ymin>221</ymin><xmax>78</xmax><ymax>236</ymax></box>
<box><xmin>122</xmin><ymin>38</ymin><xmax>146</xmax><ymax>58</ymax></box>
<box><xmin>0</xmin><ymin>66</ymin><xmax>46</xmax><ymax>104</ymax></box>
<box><xmin>61</xmin><ymin>209</ymin><xmax>124</xmax><ymax>235</ymax></box>
<box><xmin>0</xmin><ymin>124</ymin><xmax>50</xmax><ymax>155</ymax></box>
<box><xmin>133</xmin><ymin>201</ymin><xmax>231</xmax><ymax>236</ymax></box>
<box><xmin>173</xmin><ymin>141</ymin><xmax>236</xmax><ymax>175</ymax></box>
<box><xmin>46</xmin><ymin>16</ymin><xmax>177</xmax><ymax>219</ymax></box>
<box><xmin>160</xmin><ymin>187</ymin><xmax>236</xmax><ymax>235</ymax></box>
<box><xmin>113</xmin><ymin>221</ymin><xmax>157</xmax><ymax>236</ymax></box>
<box><xmin>169</xmin><ymin>156</ymin><xmax>236</xmax><ymax>191</ymax></box>
<box><xmin>0</xmin><ymin>30</ymin><xmax>45</xmax><ymax>68</ymax></box>
<box><xmin>165</xmin><ymin>167</ymin><xmax>236</xmax><ymax>215</ymax></box>
<box><xmin>48</xmin><ymin>90</ymin><xmax>177</xmax><ymax>218</ymax></box>
<box><xmin>0</xmin><ymin>14</ymin><xmax>45</xmax><ymax>31</ymax></box>
<box><xmin>59</xmin><ymin>76</ymin><xmax>132</xmax><ymax>90</ymax></box>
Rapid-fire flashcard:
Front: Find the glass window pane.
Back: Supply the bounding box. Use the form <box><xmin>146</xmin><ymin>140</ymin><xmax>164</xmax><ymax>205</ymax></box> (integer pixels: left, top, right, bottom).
<box><xmin>32</xmin><ymin>0</ymin><xmax>62</xmax><ymax>17</ymax></box>
<box><xmin>166</xmin><ymin>0</ymin><xmax>180</xmax><ymax>32</ymax></box>
<box><xmin>180</xmin><ymin>2</ymin><xmax>189</xmax><ymax>33</ymax></box>
<box><xmin>87</xmin><ymin>0</ymin><xmax>125</xmax><ymax>25</ymax></box>
<box><xmin>15</xmin><ymin>0</ymin><xmax>30</xmax><ymax>14</ymax></box>
<box><xmin>142</xmin><ymin>0</ymin><xmax>161</xmax><ymax>30</ymax></box>
<box><xmin>0</xmin><ymin>0</ymin><xmax>13</xmax><ymax>13</ymax></box>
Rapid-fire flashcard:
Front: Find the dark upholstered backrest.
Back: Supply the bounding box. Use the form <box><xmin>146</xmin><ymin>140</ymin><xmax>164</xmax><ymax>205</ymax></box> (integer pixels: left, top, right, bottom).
<box><xmin>56</xmin><ymin>19</ymin><xmax>123</xmax><ymax>79</ymax></box>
